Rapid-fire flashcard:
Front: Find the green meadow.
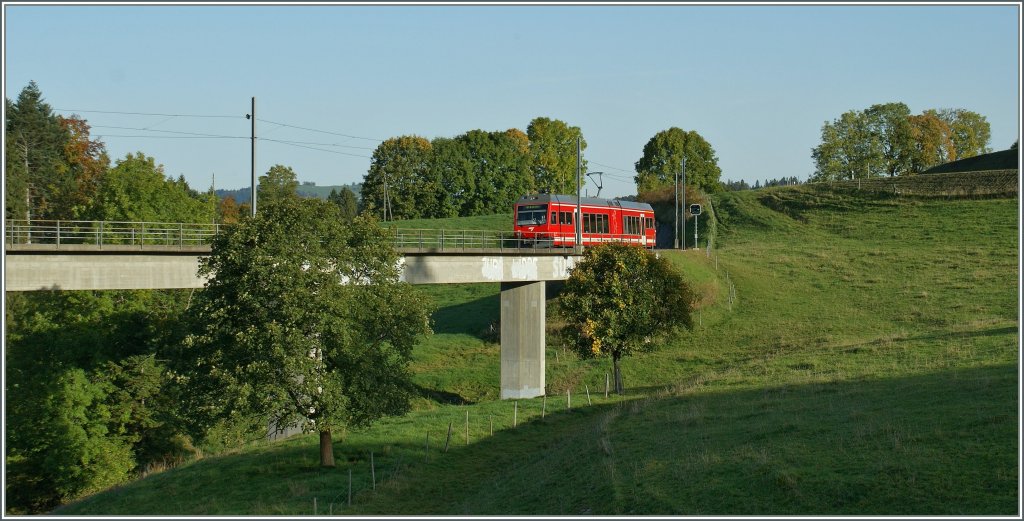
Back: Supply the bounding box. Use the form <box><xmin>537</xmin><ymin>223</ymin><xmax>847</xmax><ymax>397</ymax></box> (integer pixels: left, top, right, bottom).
<box><xmin>57</xmin><ymin>185</ymin><xmax>1019</xmax><ymax>515</ymax></box>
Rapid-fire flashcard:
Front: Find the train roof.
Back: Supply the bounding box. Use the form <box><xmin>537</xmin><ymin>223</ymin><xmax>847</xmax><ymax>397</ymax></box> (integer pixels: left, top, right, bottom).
<box><xmin>515</xmin><ymin>193</ymin><xmax>653</xmax><ymax>212</ymax></box>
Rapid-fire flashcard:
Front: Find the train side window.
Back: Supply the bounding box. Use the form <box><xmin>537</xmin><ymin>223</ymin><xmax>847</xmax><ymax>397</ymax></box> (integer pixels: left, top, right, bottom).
<box><xmin>551</xmin><ymin>212</ymin><xmax>557</xmax><ymax>224</ymax></box>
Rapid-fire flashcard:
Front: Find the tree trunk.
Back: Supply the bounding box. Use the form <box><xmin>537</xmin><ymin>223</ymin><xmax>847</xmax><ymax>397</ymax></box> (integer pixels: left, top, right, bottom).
<box><xmin>319</xmin><ymin>429</ymin><xmax>335</xmax><ymax>467</ymax></box>
<box><xmin>613</xmin><ymin>352</ymin><xmax>624</xmax><ymax>395</ymax></box>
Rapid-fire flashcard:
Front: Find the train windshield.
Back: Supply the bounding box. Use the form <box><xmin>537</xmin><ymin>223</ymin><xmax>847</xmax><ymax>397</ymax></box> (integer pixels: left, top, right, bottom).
<box><xmin>516</xmin><ymin>204</ymin><xmax>548</xmax><ymax>225</ymax></box>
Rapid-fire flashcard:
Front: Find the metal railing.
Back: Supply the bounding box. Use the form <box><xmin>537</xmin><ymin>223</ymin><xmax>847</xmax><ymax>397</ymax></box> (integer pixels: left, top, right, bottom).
<box><xmin>5</xmin><ymin>220</ymin><xmax>221</xmax><ymax>248</ymax></box>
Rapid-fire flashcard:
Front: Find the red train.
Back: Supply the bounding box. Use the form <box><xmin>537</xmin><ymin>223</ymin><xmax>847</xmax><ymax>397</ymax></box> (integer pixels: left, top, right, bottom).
<box><xmin>513</xmin><ymin>194</ymin><xmax>656</xmax><ymax>248</ymax></box>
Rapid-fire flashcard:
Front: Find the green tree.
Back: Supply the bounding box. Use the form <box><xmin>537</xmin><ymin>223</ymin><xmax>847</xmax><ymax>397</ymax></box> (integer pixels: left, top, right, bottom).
<box><xmin>86</xmin><ymin>152</ymin><xmax>215</xmax><ymax>223</ymax></box>
<box><xmin>559</xmin><ymin>243</ymin><xmax>696</xmax><ymax>394</ymax></box>
<box><xmin>457</xmin><ymin>129</ymin><xmax>534</xmax><ymax>216</ymax></box>
<box><xmin>811</xmin><ymin>109</ymin><xmax>880</xmax><ymax>182</ymax></box>
<box><xmin>864</xmin><ymin>102</ymin><xmax>914</xmax><ymax>177</ymax></box>
<box><xmin>5</xmin><ymin>289</ymin><xmax>197</xmax><ymax>513</ymax></box>
<box><xmin>5</xmin><ymin>81</ymin><xmax>73</xmax><ymax>221</ymax></box>
<box><xmin>185</xmin><ymin>198</ymin><xmax>433</xmax><ymax>467</ymax></box>
<box><xmin>634</xmin><ymin>127</ymin><xmax>722</xmax><ymax>195</ymax></box>
<box><xmin>257</xmin><ymin>164</ymin><xmax>300</xmax><ymax>207</ymax></box>
<box><xmin>934</xmin><ymin>108</ymin><xmax>992</xmax><ymax>160</ymax></box>
<box><xmin>527</xmin><ymin>117</ymin><xmax>587</xmax><ymax>194</ymax></box>
<box><xmin>328</xmin><ymin>187</ymin><xmax>360</xmax><ymax>221</ymax></box>
<box><xmin>428</xmin><ymin>137</ymin><xmax>474</xmax><ymax>218</ymax></box>
<box><xmin>362</xmin><ymin>136</ymin><xmax>433</xmax><ymax>220</ymax></box>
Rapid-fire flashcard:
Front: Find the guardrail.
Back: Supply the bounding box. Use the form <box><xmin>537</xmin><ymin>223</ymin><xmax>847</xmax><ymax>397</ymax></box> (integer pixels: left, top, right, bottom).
<box><xmin>4</xmin><ymin>220</ymin><xmax>221</xmax><ymax>248</ymax></box>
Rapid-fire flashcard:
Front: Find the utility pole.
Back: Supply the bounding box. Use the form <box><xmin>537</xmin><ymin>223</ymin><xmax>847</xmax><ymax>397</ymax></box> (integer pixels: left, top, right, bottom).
<box><xmin>249</xmin><ymin>96</ymin><xmax>256</xmax><ymax>217</ymax></box>
<box><xmin>576</xmin><ymin>136</ymin><xmax>582</xmax><ymax>251</ymax></box>
<box><xmin>673</xmin><ymin>168</ymin><xmax>679</xmax><ymax>249</ymax></box>
<box><xmin>681</xmin><ymin>156</ymin><xmax>687</xmax><ymax>250</ymax></box>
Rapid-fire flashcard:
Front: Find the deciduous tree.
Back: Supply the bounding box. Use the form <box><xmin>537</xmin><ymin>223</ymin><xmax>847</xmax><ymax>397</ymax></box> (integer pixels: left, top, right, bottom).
<box><xmin>185</xmin><ymin>198</ymin><xmax>432</xmax><ymax>467</ymax></box>
<box><xmin>934</xmin><ymin>108</ymin><xmax>992</xmax><ymax>160</ymax></box>
<box><xmin>559</xmin><ymin>243</ymin><xmax>696</xmax><ymax>394</ymax></box>
<box><xmin>634</xmin><ymin>127</ymin><xmax>722</xmax><ymax>195</ymax></box>
<box><xmin>362</xmin><ymin>136</ymin><xmax>432</xmax><ymax>220</ymax></box>
<box><xmin>527</xmin><ymin>117</ymin><xmax>586</xmax><ymax>194</ymax></box>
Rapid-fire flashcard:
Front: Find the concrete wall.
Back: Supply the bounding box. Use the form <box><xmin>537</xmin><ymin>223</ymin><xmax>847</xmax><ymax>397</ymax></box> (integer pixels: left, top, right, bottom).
<box><xmin>4</xmin><ymin>253</ymin><xmax>209</xmax><ymax>291</ymax></box>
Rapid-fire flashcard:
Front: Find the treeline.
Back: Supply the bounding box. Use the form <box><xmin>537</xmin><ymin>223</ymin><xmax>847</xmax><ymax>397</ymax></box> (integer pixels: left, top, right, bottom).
<box><xmin>811</xmin><ymin>103</ymin><xmax>993</xmax><ymax>181</ymax></box>
<box><xmin>360</xmin><ymin>117</ymin><xmax>586</xmax><ymax>220</ymax></box>
<box><xmin>722</xmin><ymin>176</ymin><xmax>803</xmax><ymax>191</ymax></box>
<box><xmin>362</xmin><ymin>122</ymin><xmax>728</xmax><ymax>220</ymax></box>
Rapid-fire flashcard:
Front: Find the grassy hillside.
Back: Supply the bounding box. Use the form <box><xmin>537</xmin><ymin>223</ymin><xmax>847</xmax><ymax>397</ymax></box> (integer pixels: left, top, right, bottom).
<box><xmin>56</xmin><ymin>185</ymin><xmax>1018</xmax><ymax>515</ymax></box>
<box><xmin>923</xmin><ymin>148</ymin><xmax>1018</xmax><ymax>174</ymax></box>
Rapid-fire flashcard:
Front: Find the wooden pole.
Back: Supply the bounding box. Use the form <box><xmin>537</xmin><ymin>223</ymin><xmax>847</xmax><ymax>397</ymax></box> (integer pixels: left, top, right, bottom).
<box><xmin>586</xmin><ymin>385</ymin><xmax>592</xmax><ymax>405</ymax></box>
<box><xmin>370</xmin><ymin>451</ymin><xmax>376</xmax><ymax>490</ymax></box>
<box><xmin>444</xmin><ymin>422</ymin><xmax>452</xmax><ymax>452</ymax></box>
<box><xmin>313</xmin><ymin>497</ymin><xmax>317</xmax><ymax>515</ymax></box>
<box><xmin>605</xmin><ymin>373</ymin><xmax>610</xmax><ymax>398</ymax></box>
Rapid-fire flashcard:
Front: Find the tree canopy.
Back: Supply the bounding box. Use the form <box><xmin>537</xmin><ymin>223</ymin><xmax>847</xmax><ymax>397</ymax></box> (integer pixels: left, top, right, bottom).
<box><xmin>811</xmin><ymin>104</ymin><xmax>992</xmax><ymax>181</ymax></box>
<box><xmin>634</xmin><ymin>127</ymin><xmax>723</xmax><ymax>195</ymax></box>
<box><xmin>527</xmin><ymin>117</ymin><xmax>587</xmax><ymax>194</ymax></box>
<box><xmin>184</xmin><ymin>197</ymin><xmax>433</xmax><ymax>467</ymax></box>
<box><xmin>559</xmin><ymin>243</ymin><xmax>696</xmax><ymax>394</ymax></box>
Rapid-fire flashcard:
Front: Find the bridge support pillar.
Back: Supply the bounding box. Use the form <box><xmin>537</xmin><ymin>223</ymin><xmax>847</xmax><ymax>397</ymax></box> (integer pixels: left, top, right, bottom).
<box><xmin>500</xmin><ymin>280</ymin><xmax>545</xmax><ymax>399</ymax></box>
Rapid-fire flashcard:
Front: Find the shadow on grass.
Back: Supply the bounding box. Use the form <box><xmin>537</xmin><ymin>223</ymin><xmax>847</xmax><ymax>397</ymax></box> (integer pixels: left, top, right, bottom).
<box><xmin>431</xmin><ymin>294</ymin><xmax>498</xmax><ymax>336</ymax></box>
<box><xmin>54</xmin><ymin>364</ymin><xmax>1018</xmax><ymax>516</ymax></box>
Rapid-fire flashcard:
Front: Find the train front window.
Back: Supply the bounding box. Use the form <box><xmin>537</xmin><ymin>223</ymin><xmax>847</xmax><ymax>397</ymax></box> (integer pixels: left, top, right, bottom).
<box><xmin>516</xmin><ymin>204</ymin><xmax>548</xmax><ymax>225</ymax></box>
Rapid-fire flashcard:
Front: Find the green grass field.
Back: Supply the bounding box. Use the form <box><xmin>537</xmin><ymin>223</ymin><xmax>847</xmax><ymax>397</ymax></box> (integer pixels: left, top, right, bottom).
<box><xmin>56</xmin><ymin>186</ymin><xmax>1019</xmax><ymax>515</ymax></box>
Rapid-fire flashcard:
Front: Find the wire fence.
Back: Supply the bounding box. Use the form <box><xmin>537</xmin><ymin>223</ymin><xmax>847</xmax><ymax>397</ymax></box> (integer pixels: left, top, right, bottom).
<box><xmin>815</xmin><ymin>169</ymin><xmax>1018</xmax><ymax>197</ymax></box>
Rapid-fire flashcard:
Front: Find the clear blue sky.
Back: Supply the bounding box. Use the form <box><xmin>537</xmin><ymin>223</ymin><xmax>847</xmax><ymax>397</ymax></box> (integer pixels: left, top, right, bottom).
<box><xmin>4</xmin><ymin>3</ymin><xmax>1020</xmax><ymax>199</ymax></box>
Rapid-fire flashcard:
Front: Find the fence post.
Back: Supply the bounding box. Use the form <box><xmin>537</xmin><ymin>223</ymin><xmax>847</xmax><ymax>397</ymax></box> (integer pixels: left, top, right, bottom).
<box><xmin>98</xmin><ymin>221</ymin><xmax>103</xmax><ymax>247</ymax></box>
<box><xmin>56</xmin><ymin>220</ymin><xmax>61</xmax><ymax>247</ymax></box>
<box><xmin>440</xmin><ymin>229</ymin><xmax>445</xmax><ymax>251</ymax></box>
<box><xmin>179</xmin><ymin>223</ymin><xmax>184</xmax><ymax>248</ymax></box>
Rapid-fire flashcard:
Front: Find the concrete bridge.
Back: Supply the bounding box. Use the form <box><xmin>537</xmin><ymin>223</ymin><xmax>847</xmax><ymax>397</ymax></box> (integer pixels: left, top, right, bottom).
<box><xmin>4</xmin><ymin>221</ymin><xmax>584</xmax><ymax>400</ymax></box>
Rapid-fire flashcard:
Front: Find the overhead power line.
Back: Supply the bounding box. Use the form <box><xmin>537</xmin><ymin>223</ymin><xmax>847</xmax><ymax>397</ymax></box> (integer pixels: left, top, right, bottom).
<box><xmin>55</xmin><ymin>108</ymin><xmax>242</xmax><ymax>119</ymax></box>
<box><xmin>262</xmin><ymin>138</ymin><xmax>372</xmax><ymax>158</ymax></box>
<box><xmin>91</xmin><ymin>125</ymin><xmax>247</xmax><ymax>139</ymax></box>
<box><xmin>257</xmin><ymin>118</ymin><xmax>382</xmax><ymax>142</ymax></box>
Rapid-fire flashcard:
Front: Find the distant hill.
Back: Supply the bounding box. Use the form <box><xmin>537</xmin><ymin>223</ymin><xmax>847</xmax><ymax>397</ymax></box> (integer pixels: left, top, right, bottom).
<box><xmin>215</xmin><ymin>183</ymin><xmax>362</xmax><ymax>203</ymax></box>
<box><xmin>923</xmin><ymin>148</ymin><xmax>1019</xmax><ymax>174</ymax></box>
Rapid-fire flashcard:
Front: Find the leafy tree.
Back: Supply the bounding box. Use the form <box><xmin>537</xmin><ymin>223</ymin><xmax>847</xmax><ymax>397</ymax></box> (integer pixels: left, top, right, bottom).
<box><xmin>559</xmin><ymin>243</ymin><xmax>696</xmax><ymax>394</ymax></box>
<box><xmin>185</xmin><ymin>198</ymin><xmax>432</xmax><ymax>467</ymax></box>
<box><xmin>863</xmin><ymin>103</ymin><xmax>914</xmax><ymax>177</ymax></box>
<box><xmin>634</xmin><ymin>127</ymin><xmax>722</xmax><ymax>195</ymax></box>
<box><xmin>933</xmin><ymin>108</ymin><xmax>992</xmax><ymax>160</ymax></box>
<box><xmin>58</xmin><ymin>115</ymin><xmax>110</xmax><ymax>217</ymax></box>
<box><xmin>362</xmin><ymin>136</ymin><xmax>433</xmax><ymax>220</ymax></box>
<box><xmin>457</xmin><ymin>129</ymin><xmax>534</xmax><ymax>216</ymax></box>
<box><xmin>86</xmin><ymin>152</ymin><xmax>215</xmax><ymax>223</ymax></box>
<box><xmin>428</xmin><ymin>136</ymin><xmax>474</xmax><ymax>218</ymax></box>
<box><xmin>907</xmin><ymin>112</ymin><xmax>955</xmax><ymax>173</ymax></box>
<box><xmin>328</xmin><ymin>187</ymin><xmax>359</xmax><ymax>221</ymax></box>
<box><xmin>257</xmin><ymin>164</ymin><xmax>300</xmax><ymax>207</ymax></box>
<box><xmin>5</xmin><ymin>289</ymin><xmax>198</xmax><ymax>513</ymax></box>
<box><xmin>811</xmin><ymin>109</ymin><xmax>880</xmax><ymax>182</ymax></box>
<box><xmin>5</xmin><ymin>81</ymin><xmax>73</xmax><ymax>221</ymax></box>
<box><xmin>527</xmin><ymin>117</ymin><xmax>587</xmax><ymax>194</ymax></box>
